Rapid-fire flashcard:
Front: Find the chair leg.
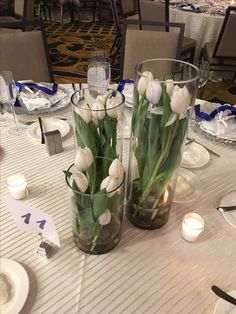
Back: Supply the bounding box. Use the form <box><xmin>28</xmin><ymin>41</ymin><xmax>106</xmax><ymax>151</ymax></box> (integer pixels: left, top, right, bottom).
<box><xmin>233</xmin><ymin>72</ymin><xmax>236</xmax><ymax>83</ymax></box>
<box><xmin>110</xmin><ymin>35</ymin><xmax>119</xmax><ymax>54</ymax></box>
<box><xmin>69</xmin><ymin>3</ymin><xmax>74</xmax><ymax>23</ymax></box>
<box><xmin>61</xmin><ymin>6</ymin><xmax>63</xmax><ymax>26</ymax></box>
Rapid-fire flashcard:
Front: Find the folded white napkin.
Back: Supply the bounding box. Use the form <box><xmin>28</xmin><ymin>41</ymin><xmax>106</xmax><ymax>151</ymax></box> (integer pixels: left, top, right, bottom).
<box><xmin>19</xmin><ymin>84</ymin><xmax>67</xmax><ymax>111</ymax></box>
<box><xmin>198</xmin><ymin>104</ymin><xmax>236</xmax><ymax>141</ymax></box>
<box><xmin>122</xmin><ymin>83</ymin><xmax>134</xmax><ymax>107</ymax></box>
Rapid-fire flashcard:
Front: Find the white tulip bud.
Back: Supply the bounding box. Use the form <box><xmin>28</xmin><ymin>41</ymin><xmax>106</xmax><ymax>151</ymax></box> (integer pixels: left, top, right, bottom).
<box><xmin>98</xmin><ymin>209</ymin><xmax>111</xmax><ymax>225</ymax></box>
<box><xmin>170</xmin><ymin>85</ymin><xmax>191</xmax><ymax>114</ymax></box>
<box><xmin>75</xmin><ymin>147</ymin><xmax>94</xmax><ymax>172</ymax></box>
<box><xmin>91</xmin><ymin>97</ymin><xmax>106</xmax><ymax>120</ymax></box>
<box><xmin>166</xmin><ymin>79</ymin><xmax>175</xmax><ymax>97</ymax></box>
<box><xmin>146</xmin><ymin>80</ymin><xmax>162</xmax><ymax>105</ymax></box>
<box><xmin>74</xmin><ymin>100</ymin><xmax>92</xmax><ymax>123</ymax></box>
<box><xmin>74</xmin><ymin>171</ymin><xmax>89</xmax><ymax>193</ymax></box>
<box><xmin>137</xmin><ymin>71</ymin><xmax>153</xmax><ymax>95</ymax></box>
<box><xmin>100</xmin><ymin>175</ymin><xmax>118</xmax><ymax>197</ymax></box>
<box><xmin>106</xmin><ymin>97</ymin><xmax>121</xmax><ymax>118</ymax></box>
<box><xmin>108</xmin><ymin>158</ymin><xmax>124</xmax><ymax>180</ymax></box>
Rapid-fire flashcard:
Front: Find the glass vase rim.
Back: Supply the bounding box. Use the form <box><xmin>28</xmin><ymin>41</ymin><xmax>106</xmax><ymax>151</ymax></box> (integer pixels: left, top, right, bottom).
<box><xmin>183</xmin><ymin>212</ymin><xmax>205</xmax><ymax>230</ymax></box>
<box><xmin>135</xmin><ymin>58</ymin><xmax>199</xmax><ymax>84</ymax></box>
<box><xmin>71</xmin><ymin>88</ymin><xmax>125</xmax><ymax>112</ymax></box>
<box><xmin>6</xmin><ymin>173</ymin><xmax>26</xmax><ymax>188</ymax></box>
<box><xmin>65</xmin><ymin>159</ymin><xmax>125</xmax><ymax>197</ymax></box>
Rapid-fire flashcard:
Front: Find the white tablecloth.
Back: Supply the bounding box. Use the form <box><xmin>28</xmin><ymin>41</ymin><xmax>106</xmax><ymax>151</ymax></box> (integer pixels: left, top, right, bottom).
<box><xmin>1</xmin><ymin>86</ymin><xmax>236</xmax><ymax>313</ymax></box>
<box><xmin>170</xmin><ymin>7</ymin><xmax>224</xmax><ymax>61</ymax></box>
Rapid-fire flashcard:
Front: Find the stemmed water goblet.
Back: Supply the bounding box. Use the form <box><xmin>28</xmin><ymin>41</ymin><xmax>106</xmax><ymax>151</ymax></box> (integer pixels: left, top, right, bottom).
<box><xmin>87</xmin><ymin>49</ymin><xmax>111</xmax><ymax>98</ymax></box>
<box><xmin>196</xmin><ymin>59</ymin><xmax>210</xmax><ymax>98</ymax></box>
<box><xmin>0</xmin><ymin>71</ymin><xmax>24</xmax><ymax>135</ymax></box>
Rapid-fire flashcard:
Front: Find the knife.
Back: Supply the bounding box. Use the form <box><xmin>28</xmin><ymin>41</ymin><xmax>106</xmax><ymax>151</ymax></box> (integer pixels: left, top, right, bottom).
<box><xmin>216</xmin><ymin>206</ymin><xmax>236</xmax><ymax>212</ymax></box>
<box><xmin>38</xmin><ymin>117</ymin><xmax>45</xmax><ymax>144</ymax></box>
<box><xmin>211</xmin><ymin>285</ymin><xmax>236</xmax><ymax>305</ymax></box>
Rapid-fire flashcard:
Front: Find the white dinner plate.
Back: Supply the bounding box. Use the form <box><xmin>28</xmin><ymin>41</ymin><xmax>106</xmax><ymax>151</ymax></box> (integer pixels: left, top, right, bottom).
<box><xmin>213</xmin><ymin>290</ymin><xmax>236</xmax><ymax>314</ymax></box>
<box><xmin>27</xmin><ymin>118</ymin><xmax>70</xmax><ymax>141</ymax></box>
<box><xmin>181</xmin><ymin>142</ymin><xmax>210</xmax><ymax>168</ymax></box>
<box><xmin>220</xmin><ymin>191</ymin><xmax>236</xmax><ymax>229</ymax></box>
<box><xmin>0</xmin><ymin>258</ymin><xmax>29</xmax><ymax>314</ymax></box>
<box><xmin>173</xmin><ymin>168</ymin><xmax>201</xmax><ymax>203</ymax></box>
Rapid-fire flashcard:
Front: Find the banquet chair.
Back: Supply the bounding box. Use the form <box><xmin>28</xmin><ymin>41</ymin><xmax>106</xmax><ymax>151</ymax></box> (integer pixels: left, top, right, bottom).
<box><xmin>0</xmin><ymin>20</ymin><xmax>54</xmax><ymax>82</ymax></box>
<box><xmin>139</xmin><ymin>0</ymin><xmax>196</xmax><ymax>63</ymax></box>
<box><xmin>120</xmin><ymin>0</ymin><xmax>136</xmax><ymax>17</ymax></box>
<box><xmin>109</xmin><ymin>0</ymin><xmax>139</xmax><ymax>55</ymax></box>
<box><xmin>202</xmin><ymin>6</ymin><xmax>236</xmax><ymax>82</ymax></box>
<box><xmin>71</xmin><ymin>0</ymin><xmax>100</xmax><ymax>23</ymax></box>
<box><xmin>0</xmin><ymin>0</ymin><xmax>36</xmax><ymax>25</ymax></box>
<box><xmin>120</xmin><ymin>19</ymin><xmax>185</xmax><ymax>79</ymax></box>
<box><xmin>37</xmin><ymin>0</ymin><xmax>71</xmax><ymax>26</ymax></box>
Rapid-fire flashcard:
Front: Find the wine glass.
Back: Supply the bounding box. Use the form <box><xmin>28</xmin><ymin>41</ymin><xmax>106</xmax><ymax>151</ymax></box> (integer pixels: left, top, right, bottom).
<box><xmin>0</xmin><ymin>71</ymin><xmax>24</xmax><ymax>135</ymax></box>
<box><xmin>195</xmin><ymin>59</ymin><xmax>210</xmax><ymax>98</ymax></box>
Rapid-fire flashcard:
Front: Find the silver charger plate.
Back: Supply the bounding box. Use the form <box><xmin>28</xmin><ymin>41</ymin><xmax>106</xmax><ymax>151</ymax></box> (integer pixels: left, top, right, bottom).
<box><xmin>193</xmin><ymin>102</ymin><xmax>236</xmax><ymax>146</ymax></box>
<box><xmin>14</xmin><ymin>86</ymin><xmax>72</xmax><ymax>115</ymax></box>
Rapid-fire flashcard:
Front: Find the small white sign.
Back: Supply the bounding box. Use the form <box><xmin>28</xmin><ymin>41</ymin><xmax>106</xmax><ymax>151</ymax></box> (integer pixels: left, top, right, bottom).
<box><xmin>2</xmin><ymin>197</ymin><xmax>60</xmax><ymax>247</ymax></box>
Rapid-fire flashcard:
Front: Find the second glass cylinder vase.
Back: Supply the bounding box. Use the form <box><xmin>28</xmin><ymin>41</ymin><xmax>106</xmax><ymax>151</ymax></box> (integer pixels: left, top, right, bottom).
<box><xmin>126</xmin><ymin>59</ymin><xmax>199</xmax><ymax>229</ymax></box>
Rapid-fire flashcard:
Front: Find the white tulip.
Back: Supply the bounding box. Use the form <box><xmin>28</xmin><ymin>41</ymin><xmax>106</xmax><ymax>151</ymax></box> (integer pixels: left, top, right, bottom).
<box><xmin>106</xmin><ymin>97</ymin><xmax>121</xmax><ymax>118</ymax></box>
<box><xmin>146</xmin><ymin>80</ymin><xmax>162</xmax><ymax>105</ymax></box>
<box><xmin>166</xmin><ymin>79</ymin><xmax>174</xmax><ymax>97</ymax></box>
<box><xmin>170</xmin><ymin>85</ymin><xmax>191</xmax><ymax>114</ymax></box>
<box><xmin>75</xmin><ymin>147</ymin><xmax>93</xmax><ymax>171</ymax></box>
<box><xmin>91</xmin><ymin>97</ymin><xmax>106</xmax><ymax>120</ymax></box>
<box><xmin>137</xmin><ymin>71</ymin><xmax>153</xmax><ymax>95</ymax></box>
<box><xmin>98</xmin><ymin>209</ymin><xmax>111</xmax><ymax>225</ymax></box>
<box><xmin>74</xmin><ymin>100</ymin><xmax>92</xmax><ymax>124</ymax></box>
<box><xmin>100</xmin><ymin>175</ymin><xmax>118</xmax><ymax>198</ymax></box>
<box><xmin>108</xmin><ymin>158</ymin><xmax>124</xmax><ymax>180</ymax></box>
<box><xmin>74</xmin><ymin>171</ymin><xmax>89</xmax><ymax>193</ymax></box>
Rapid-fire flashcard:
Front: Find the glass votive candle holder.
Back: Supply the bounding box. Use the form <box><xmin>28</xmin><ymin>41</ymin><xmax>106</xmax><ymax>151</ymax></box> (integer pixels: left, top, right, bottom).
<box><xmin>7</xmin><ymin>174</ymin><xmax>28</xmax><ymax>200</ymax></box>
<box><xmin>181</xmin><ymin>212</ymin><xmax>204</xmax><ymax>242</ymax></box>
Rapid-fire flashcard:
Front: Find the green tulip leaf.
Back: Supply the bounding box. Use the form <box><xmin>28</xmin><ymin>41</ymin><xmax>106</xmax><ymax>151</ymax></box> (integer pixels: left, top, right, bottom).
<box><xmin>92</xmin><ymin>189</ymin><xmax>108</xmax><ymax>221</ymax></box>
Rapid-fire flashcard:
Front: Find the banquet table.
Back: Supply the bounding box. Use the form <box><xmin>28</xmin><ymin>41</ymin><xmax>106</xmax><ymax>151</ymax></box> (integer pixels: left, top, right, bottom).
<box><xmin>0</xmin><ymin>84</ymin><xmax>236</xmax><ymax>314</ymax></box>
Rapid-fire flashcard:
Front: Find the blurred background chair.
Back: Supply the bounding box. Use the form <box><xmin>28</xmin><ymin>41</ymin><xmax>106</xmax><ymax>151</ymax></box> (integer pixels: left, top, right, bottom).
<box><xmin>0</xmin><ymin>20</ymin><xmax>54</xmax><ymax>82</ymax></box>
<box><xmin>37</xmin><ymin>0</ymin><xmax>71</xmax><ymax>26</ymax></box>
<box><xmin>0</xmin><ymin>0</ymin><xmax>36</xmax><ymax>24</ymax></box>
<box><xmin>139</xmin><ymin>0</ymin><xmax>196</xmax><ymax>63</ymax></box>
<box><xmin>109</xmin><ymin>0</ymin><xmax>139</xmax><ymax>55</ymax></box>
<box><xmin>71</xmin><ymin>0</ymin><xmax>100</xmax><ymax>23</ymax></box>
<box><xmin>120</xmin><ymin>19</ymin><xmax>184</xmax><ymax>79</ymax></box>
<box><xmin>202</xmin><ymin>6</ymin><xmax>236</xmax><ymax>82</ymax></box>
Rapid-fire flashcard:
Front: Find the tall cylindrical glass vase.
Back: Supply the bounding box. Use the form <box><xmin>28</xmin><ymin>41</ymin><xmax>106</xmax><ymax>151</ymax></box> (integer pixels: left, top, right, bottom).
<box><xmin>126</xmin><ymin>59</ymin><xmax>199</xmax><ymax>229</ymax></box>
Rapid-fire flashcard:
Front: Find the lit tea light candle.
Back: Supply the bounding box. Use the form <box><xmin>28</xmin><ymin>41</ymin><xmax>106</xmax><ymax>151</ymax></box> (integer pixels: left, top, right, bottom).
<box><xmin>181</xmin><ymin>213</ymin><xmax>204</xmax><ymax>242</ymax></box>
<box><xmin>7</xmin><ymin>174</ymin><xmax>28</xmax><ymax>200</ymax></box>
<box><xmin>231</xmin><ymin>0</ymin><xmax>235</xmax><ymax>5</ymax></box>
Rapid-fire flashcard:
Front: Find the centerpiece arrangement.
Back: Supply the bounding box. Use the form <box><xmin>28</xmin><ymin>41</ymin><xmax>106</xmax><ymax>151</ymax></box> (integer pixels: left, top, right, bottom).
<box><xmin>65</xmin><ymin>89</ymin><xmax>125</xmax><ymax>254</ymax></box>
<box><xmin>126</xmin><ymin>59</ymin><xmax>199</xmax><ymax>229</ymax></box>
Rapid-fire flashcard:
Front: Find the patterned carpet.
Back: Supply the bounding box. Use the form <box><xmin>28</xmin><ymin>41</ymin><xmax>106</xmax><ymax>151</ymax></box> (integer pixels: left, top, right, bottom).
<box><xmin>44</xmin><ymin>21</ymin><xmax>236</xmax><ymax>104</ymax></box>
<box><xmin>46</xmin><ymin>21</ymin><xmax>118</xmax><ymax>83</ymax></box>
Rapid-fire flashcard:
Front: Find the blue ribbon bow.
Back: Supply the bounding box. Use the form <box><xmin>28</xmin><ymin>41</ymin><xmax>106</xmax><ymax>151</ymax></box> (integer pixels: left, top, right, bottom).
<box><xmin>117</xmin><ymin>79</ymin><xmax>134</xmax><ymax>92</ymax></box>
<box><xmin>15</xmin><ymin>82</ymin><xmax>58</xmax><ymax>107</ymax></box>
<box><xmin>195</xmin><ymin>104</ymin><xmax>236</xmax><ymax>121</ymax></box>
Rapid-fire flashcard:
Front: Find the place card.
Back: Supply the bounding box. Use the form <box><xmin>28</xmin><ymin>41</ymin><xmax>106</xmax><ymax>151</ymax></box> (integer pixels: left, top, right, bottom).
<box><xmin>1</xmin><ymin>197</ymin><xmax>60</xmax><ymax>247</ymax></box>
